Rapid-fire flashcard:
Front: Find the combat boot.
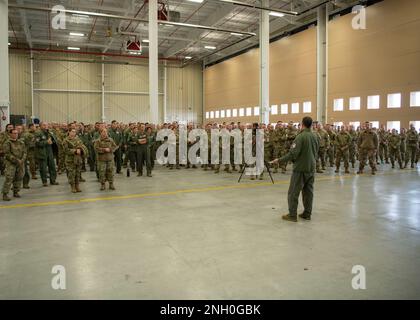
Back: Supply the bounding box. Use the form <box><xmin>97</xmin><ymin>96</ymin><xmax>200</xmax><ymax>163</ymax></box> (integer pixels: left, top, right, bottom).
<box><xmin>282</xmin><ymin>214</ymin><xmax>297</xmax><ymax>222</ymax></box>
<box><xmin>13</xmin><ymin>192</ymin><xmax>21</xmax><ymax>198</ymax></box>
<box><xmin>345</xmin><ymin>168</ymin><xmax>350</xmax><ymax>174</ymax></box>
<box><xmin>79</xmin><ymin>177</ymin><xmax>86</xmax><ymax>182</ymax></box>
<box><xmin>109</xmin><ymin>182</ymin><xmax>115</xmax><ymax>190</ymax></box>
<box><xmin>43</xmin><ymin>182</ymin><xmax>48</xmax><ymax>187</ymax></box>
<box><xmin>100</xmin><ymin>183</ymin><xmax>106</xmax><ymax>191</ymax></box>
<box><xmin>50</xmin><ymin>181</ymin><xmax>59</xmax><ymax>185</ymax></box>
<box><xmin>192</xmin><ymin>165</ymin><xmax>197</xmax><ymax>169</ymax></box>
<box><xmin>31</xmin><ymin>174</ymin><xmax>38</xmax><ymax>180</ymax></box>
<box><xmin>316</xmin><ymin>169</ymin><xmax>324</xmax><ymax>173</ymax></box>
<box><xmin>3</xmin><ymin>193</ymin><xmax>11</xmax><ymax>201</ymax></box>
<box><xmin>147</xmin><ymin>172</ymin><xmax>152</xmax><ymax>177</ymax></box>
<box><xmin>23</xmin><ymin>184</ymin><xmax>30</xmax><ymax>189</ymax></box>
<box><xmin>232</xmin><ymin>165</ymin><xmax>237</xmax><ymax>172</ymax></box>
<box><xmin>371</xmin><ymin>169</ymin><xmax>376</xmax><ymax>175</ymax></box>
<box><xmin>411</xmin><ymin>163</ymin><xmax>415</xmax><ymax>168</ymax></box>
<box><xmin>137</xmin><ymin>171</ymin><xmax>143</xmax><ymax>177</ymax></box>
<box><xmin>71</xmin><ymin>184</ymin><xmax>77</xmax><ymax>193</ymax></box>
<box><xmin>75</xmin><ymin>184</ymin><xmax>82</xmax><ymax>193</ymax></box>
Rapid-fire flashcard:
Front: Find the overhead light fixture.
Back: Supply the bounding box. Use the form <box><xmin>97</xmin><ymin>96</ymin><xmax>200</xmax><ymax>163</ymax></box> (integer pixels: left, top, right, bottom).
<box><xmin>269</xmin><ymin>11</ymin><xmax>285</xmax><ymax>17</ymax></box>
<box><xmin>188</xmin><ymin>0</ymin><xmax>204</xmax><ymax>3</ymax></box>
<box><xmin>67</xmin><ymin>47</ymin><xmax>81</xmax><ymax>51</ymax></box>
<box><xmin>230</xmin><ymin>32</ymin><xmax>243</xmax><ymax>36</ymax></box>
<box><xmin>129</xmin><ymin>51</ymin><xmax>142</xmax><ymax>55</ymax></box>
<box><xmin>185</xmin><ymin>56</ymin><xmax>192</xmax><ymax>60</ymax></box>
<box><xmin>72</xmin><ymin>14</ymin><xmax>90</xmax><ymax>18</ymax></box>
<box><xmin>205</xmin><ymin>46</ymin><xmax>216</xmax><ymax>50</ymax></box>
<box><xmin>8</xmin><ymin>42</ymin><xmax>11</xmax><ymax>46</ymax></box>
<box><xmin>69</xmin><ymin>32</ymin><xmax>85</xmax><ymax>37</ymax></box>
<box><xmin>142</xmin><ymin>39</ymin><xmax>150</xmax><ymax>43</ymax></box>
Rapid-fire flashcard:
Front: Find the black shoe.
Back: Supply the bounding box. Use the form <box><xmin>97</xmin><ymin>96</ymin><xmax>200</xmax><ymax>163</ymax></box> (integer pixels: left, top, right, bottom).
<box><xmin>299</xmin><ymin>213</ymin><xmax>311</xmax><ymax>220</ymax></box>
<box><xmin>23</xmin><ymin>185</ymin><xmax>30</xmax><ymax>189</ymax></box>
<box><xmin>50</xmin><ymin>181</ymin><xmax>59</xmax><ymax>185</ymax></box>
<box><xmin>13</xmin><ymin>192</ymin><xmax>21</xmax><ymax>198</ymax></box>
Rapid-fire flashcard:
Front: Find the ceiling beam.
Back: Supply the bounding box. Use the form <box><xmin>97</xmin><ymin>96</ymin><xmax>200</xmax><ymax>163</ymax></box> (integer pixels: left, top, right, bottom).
<box><xmin>164</xmin><ymin>3</ymin><xmax>237</xmax><ymax>58</ymax></box>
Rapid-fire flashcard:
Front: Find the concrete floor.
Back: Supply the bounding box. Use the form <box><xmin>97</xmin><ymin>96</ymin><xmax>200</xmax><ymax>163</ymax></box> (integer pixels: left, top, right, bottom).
<box><xmin>0</xmin><ymin>163</ymin><xmax>419</xmax><ymax>300</ymax></box>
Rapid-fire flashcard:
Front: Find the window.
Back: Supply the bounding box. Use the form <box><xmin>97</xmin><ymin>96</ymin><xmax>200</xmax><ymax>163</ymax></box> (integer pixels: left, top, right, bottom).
<box><xmin>349</xmin><ymin>121</ymin><xmax>360</xmax><ymax>128</ymax></box>
<box><xmin>370</xmin><ymin>121</ymin><xmax>379</xmax><ymax>129</ymax></box>
<box><xmin>232</xmin><ymin>109</ymin><xmax>238</xmax><ymax>117</ymax></box>
<box><xmin>281</xmin><ymin>104</ymin><xmax>288</xmax><ymax>114</ymax></box>
<box><xmin>349</xmin><ymin>97</ymin><xmax>361</xmax><ymax>110</ymax></box>
<box><xmin>333</xmin><ymin>98</ymin><xmax>344</xmax><ymax>111</ymax></box>
<box><xmin>333</xmin><ymin>122</ymin><xmax>343</xmax><ymax>127</ymax></box>
<box><xmin>367</xmin><ymin>95</ymin><xmax>380</xmax><ymax>109</ymax></box>
<box><xmin>254</xmin><ymin>106</ymin><xmax>260</xmax><ymax>116</ymax></box>
<box><xmin>271</xmin><ymin>105</ymin><xmax>278</xmax><ymax>115</ymax></box>
<box><xmin>220</xmin><ymin>110</ymin><xmax>225</xmax><ymax>118</ymax></box>
<box><xmin>226</xmin><ymin>109</ymin><xmax>231</xmax><ymax>118</ymax></box>
<box><xmin>410</xmin><ymin>92</ymin><xmax>420</xmax><ymax>107</ymax></box>
<box><xmin>387</xmin><ymin>93</ymin><xmax>401</xmax><ymax>108</ymax></box>
<box><xmin>246</xmin><ymin>107</ymin><xmax>252</xmax><ymax>116</ymax></box>
<box><xmin>239</xmin><ymin>108</ymin><xmax>244</xmax><ymax>117</ymax></box>
<box><xmin>291</xmin><ymin>103</ymin><xmax>299</xmax><ymax>114</ymax></box>
<box><xmin>409</xmin><ymin>121</ymin><xmax>420</xmax><ymax>131</ymax></box>
<box><xmin>303</xmin><ymin>101</ymin><xmax>312</xmax><ymax>113</ymax></box>
<box><xmin>205</xmin><ymin>112</ymin><xmax>209</xmax><ymax>119</ymax></box>
<box><xmin>210</xmin><ymin>111</ymin><xmax>214</xmax><ymax>119</ymax></box>
<box><xmin>215</xmin><ymin>111</ymin><xmax>220</xmax><ymax>118</ymax></box>
<box><xmin>387</xmin><ymin>121</ymin><xmax>400</xmax><ymax>132</ymax></box>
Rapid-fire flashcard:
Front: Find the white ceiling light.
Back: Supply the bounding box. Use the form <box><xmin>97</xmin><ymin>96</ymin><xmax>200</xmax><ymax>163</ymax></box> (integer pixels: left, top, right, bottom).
<box><xmin>188</xmin><ymin>0</ymin><xmax>204</xmax><ymax>3</ymax></box>
<box><xmin>72</xmin><ymin>14</ymin><xmax>90</xmax><ymax>18</ymax></box>
<box><xmin>230</xmin><ymin>32</ymin><xmax>243</xmax><ymax>36</ymax></box>
<box><xmin>205</xmin><ymin>45</ymin><xmax>216</xmax><ymax>50</ymax></box>
<box><xmin>269</xmin><ymin>11</ymin><xmax>285</xmax><ymax>17</ymax></box>
<box><xmin>8</xmin><ymin>42</ymin><xmax>11</xmax><ymax>46</ymax></box>
<box><xmin>67</xmin><ymin>47</ymin><xmax>81</xmax><ymax>51</ymax></box>
<box><xmin>69</xmin><ymin>32</ymin><xmax>85</xmax><ymax>37</ymax></box>
<box><xmin>185</xmin><ymin>56</ymin><xmax>192</xmax><ymax>60</ymax></box>
<box><xmin>142</xmin><ymin>39</ymin><xmax>149</xmax><ymax>43</ymax></box>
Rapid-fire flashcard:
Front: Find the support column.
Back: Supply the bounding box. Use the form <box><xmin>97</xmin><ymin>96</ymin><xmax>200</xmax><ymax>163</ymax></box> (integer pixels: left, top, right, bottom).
<box><xmin>30</xmin><ymin>52</ymin><xmax>35</xmax><ymax>121</ymax></box>
<box><xmin>0</xmin><ymin>0</ymin><xmax>10</xmax><ymax>128</ymax></box>
<box><xmin>163</xmin><ymin>60</ymin><xmax>167</xmax><ymax>123</ymax></box>
<box><xmin>259</xmin><ymin>0</ymin><xmax>270</xmax><ymax>125</ymax></box>
<box><xmin>317</xmin><ymin>4</ymin><xmax>328</xmax><ymax>124</ymax></box>
<box><xmin>101</xmin><ymin>55</ymin><xmax>106</xmax><ymax>122</ymax></box>
<box><xmin>149</xmin><ymin>0</ymin><xmax>159</xmax><ymax>124</ymax></box>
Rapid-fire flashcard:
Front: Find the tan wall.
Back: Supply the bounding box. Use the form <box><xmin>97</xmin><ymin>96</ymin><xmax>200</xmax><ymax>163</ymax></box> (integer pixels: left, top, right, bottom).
<box><xmin>204</xmin><ymin>28</ymin><xmax>317</xmax><ymax>124</ymax></box>
<box><xmin>9</xmin><ymin>54</ymin><xmax>31</xmax><ymax>117</ymax></box>
<box><xmin>8</xmin><ymin>53</ymin><xmax>203</xmax><ymax>124</ymax></box>
<box><xmin>204</xmin><ymin>0</ymin><xmax>420</xmax><ymax>128</ymax></box>
<box><xmin>328</xmin><ymin>0</ymin><xmax>420</xmax><ymax>129</ymax></box>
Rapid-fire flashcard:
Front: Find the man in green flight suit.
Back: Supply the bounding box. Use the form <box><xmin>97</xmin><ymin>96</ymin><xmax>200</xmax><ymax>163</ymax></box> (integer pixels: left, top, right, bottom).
<box><xmin>271</xmin><ymin>117</ymin><xmax>319</xmax><ymax>222</ymax></box>
<box><xmin>35</xmin><ymin>122</ymin><xmax>59</xmax><ymax>187</ymax></box>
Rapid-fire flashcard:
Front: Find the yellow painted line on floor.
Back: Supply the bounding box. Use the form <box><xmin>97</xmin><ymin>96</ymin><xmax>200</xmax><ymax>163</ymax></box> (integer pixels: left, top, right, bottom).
<box><xmin>0</xmin><ymin>169</ymin><xmax>415</xmax><ymax>210</ymax></box>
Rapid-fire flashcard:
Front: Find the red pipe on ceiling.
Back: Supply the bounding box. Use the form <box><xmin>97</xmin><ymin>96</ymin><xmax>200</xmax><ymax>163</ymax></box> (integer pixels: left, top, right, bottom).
<box><xmin>9</xmin><ymin>47</ymin><xmax>182</xmax><ymax>61</ymax></box>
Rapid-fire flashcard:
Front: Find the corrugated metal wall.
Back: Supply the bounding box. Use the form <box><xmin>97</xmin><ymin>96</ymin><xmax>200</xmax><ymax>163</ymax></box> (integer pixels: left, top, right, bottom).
<box><xmin>8</xmin><ymin>53</ymin><xmax>203</xmax><ymax>124</ymax></box>
<box><xmin>34</xmin><ymin>57</ymin><xmax>102</xmax><ymax>123</ymax></box>
<box><xmin>9</xmin><ymin>54</ymin><xmax>31</xmax><ymax>117</ymax></box>
<box><xmin>166</xmin><ymin>63</ymin><xmax>203</xmax><ymax>124</ymax></box>
<box><xmin>104</xmin><ymin>63</ymin><xmax>164</xmax><ymax>123</ymax></box>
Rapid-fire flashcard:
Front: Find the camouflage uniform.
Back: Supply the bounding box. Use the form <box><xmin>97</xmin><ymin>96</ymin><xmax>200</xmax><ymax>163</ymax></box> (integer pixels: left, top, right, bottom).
<box><xmin>348</xmin><ymin>129</ymin><xmax>358</xmax><ymax>168</ymax></box>
<box><xmin>335</xmin><ymin>130</ymin><xmax>352</xmax><ymax>173</ymax></box>
<box><xmin>316</xmin><ymin>128</ymin><xmax>330</xmax><ymax>172</ymax></box>
<box><xmin>358</xmin><ymin>129</ymin><xmax>379</xmax><ymax>174</ymax></box>
<box><xmin>78</xmin><ymin>130</ymin><xmax>94</xmax><ymax>171</ymax></box>
<box><xmin>94</xmin><ymin>136</ymin><xmax>117</xmax><ymax>190</ymax></box>
<box><xmin>399</xmin><ymin>131</ymin><xmax>406</xmax><ymax>164</ymax></box>
<box><xmin>63</xmin><ymin>136</ymin><xmax>88</xmax><ymax>192</ymax></box>
<box><xmin>326</xmin><ymin>129</ymin><xmax>336</xmax><ymax>167</ymax></box>
<box><xmin>405</xmin><ymin>128</ymin><xmax>419</xmax><ymax>168</ymax></box>
<box><xmin>388</xmin><ymin>133</ymin><xmax>402</xmax><ymax>169</ymax></box>
<box><xmin>2</xmin><ymin>138</ymin><xmax>27</xmax><ymax>199</ymax></box>
<box><xmin>0</xmin><ymin>131</ymin><xmax>11</xmax><ymax>175</ymax></box>
<box><xmin>378</xmin><ymin>129</ymin><xmax>389</xmax><ymax>164</ymax></box>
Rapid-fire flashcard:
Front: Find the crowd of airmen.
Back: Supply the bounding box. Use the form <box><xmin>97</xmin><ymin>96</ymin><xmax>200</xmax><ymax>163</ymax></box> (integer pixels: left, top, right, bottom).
<box><xmin>0</xmin><ymin>119</ymin><xmax>419</xmax><ymax>201</ymax></box>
